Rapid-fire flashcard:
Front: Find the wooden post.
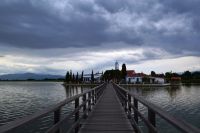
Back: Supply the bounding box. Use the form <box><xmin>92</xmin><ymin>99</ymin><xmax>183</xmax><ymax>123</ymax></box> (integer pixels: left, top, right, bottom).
<box><xmin>124</xmin><ymin>91</ymin><xmax>128</xmax><ymax>112</ymax></box>
<box><xmin>88</xmin><ymin>92</ymin><xmax>91</xmax><ymax>111</ymax></box>
<box><xmin>92</xmin><ymin>90</ymin><xmax>95</xmax><ymax>105</ymax></box>
<box><xmin>134</xmin><ymin>98</ymin><xmax>138</xmax><ymax>124</ymax></box>
<box><xmin>119</xmin><ymin>89</ymin><xmax>123</xmax><ymax>107</ymax></box>
<box><xmin>96</xmin><ymin>88</ymin><xmax>99</xmax><ymax>101</ymax></box>
<box><xmin>94</xmin><ymin>89</ymin><xmax>97</xmax><ymax>104</ymax></box>
<box><xmin>148</xmin><ymin>108</ymin><xmax>156</xmax><ymax>133</ymax></box>
<box><xmin>75</xmin><ymin>98</ymin><xmax>79</xmax><ymax>133</ymax></box>
<box><xmin>82</xmin><ymin>94</ymin><xmax>87</xmax><ymax>118</ymax></box>
<box><xmin>54</xmin><ymin>108</ymin><xmax>61</xmax><ymax>133</ymax></box>
<box><xmin>128</xmin><ymin>94</ymin><xmax>131</xmax><ymax>119</ymax></box>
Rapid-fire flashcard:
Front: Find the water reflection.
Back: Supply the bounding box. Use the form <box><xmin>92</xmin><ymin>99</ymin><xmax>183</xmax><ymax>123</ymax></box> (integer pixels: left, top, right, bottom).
<box><xmin>64</xmin><ymin>85</ymin><xmax>92</xmax><ymax>98</ymax></box>
<box><xmin>0</xmin><ymin>82</ymin><xmax>95</xmax><ymax>133</ymax></box>
<box><xmin>165</xmin><ymin>86</ymin><xmax>181</xmax><ymax>99</ymax></box>
<box><xmin>124</xmin><ymin>85</ymin><xmax>200</xmax><ymax>132</ymax></box>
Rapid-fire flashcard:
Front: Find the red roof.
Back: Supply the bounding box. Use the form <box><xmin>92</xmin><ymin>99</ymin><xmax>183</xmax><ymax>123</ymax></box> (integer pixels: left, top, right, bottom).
<box><xmin>127</xmin><ymin>70</ymin><xmax>146</xmax><ymax>77</ymax></box>
<box><xmin>126</xmin><ymin>70</ymin><xmax>147</xmax><ymax>77</ymax></box>
<box><xmin>132</xmin><ymin>73</ymin><xmax>146</xmax><ymax>77</ymax></box>
<box><xmin>126</xmin><ymin>70</ymin><xmax>136</xmax><ymax>77</ymax></box>
<box><xmin>171</xmin><ymin>77</ymin><xmax>181</xmax><ymax>80</ymax></box>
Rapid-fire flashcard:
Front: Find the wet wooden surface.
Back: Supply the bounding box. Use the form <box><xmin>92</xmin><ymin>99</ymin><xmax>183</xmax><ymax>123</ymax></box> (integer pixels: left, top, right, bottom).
<box><xmin>79</xmin><ymin>83</ymin><xmax>134</xmax><ymax>133</ymax></box>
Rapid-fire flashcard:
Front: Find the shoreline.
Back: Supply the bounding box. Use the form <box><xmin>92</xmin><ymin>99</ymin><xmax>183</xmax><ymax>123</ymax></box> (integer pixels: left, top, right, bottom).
<box><xmin>120</xmin><ymin>83</ymin><xmax>200</xmax><ymax>87</ymax></box>
<box><xmin>119</xmin><ymin>83</ymin><xmax>171</xmax><ymax>87</ymax></box>
<box><xmin>63</xmin><ymin>83</ymin><xmax>101</xmax><ymax>86</ymax></box>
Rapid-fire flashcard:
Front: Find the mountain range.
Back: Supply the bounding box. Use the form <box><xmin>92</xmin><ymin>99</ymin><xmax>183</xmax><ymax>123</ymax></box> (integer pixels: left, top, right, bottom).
<box><xmin>0</xmin><ymin>73</ymin><xmax>64</xmax><ymax>80</ymax></box>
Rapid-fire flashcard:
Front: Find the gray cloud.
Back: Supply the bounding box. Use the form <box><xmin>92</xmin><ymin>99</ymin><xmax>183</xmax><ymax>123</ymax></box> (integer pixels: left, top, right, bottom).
<box><xmin>0</xmin><ymin>0</ymin><xmax>143</xmax><ymax>49</ymax></box>
<box><xmin>0</xmin><ymin>0</ymin><xmax>199</xmax><ymax>75</ymax></box>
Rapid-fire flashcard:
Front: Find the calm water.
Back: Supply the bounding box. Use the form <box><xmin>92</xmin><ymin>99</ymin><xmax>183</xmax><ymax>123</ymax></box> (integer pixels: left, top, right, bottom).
<box><xmin>0</xmin><ymin>82</ymin><xmax>93</xmax><ymax>133</ymax></box>
<box><xmin>0</xmin><ymin>82</ymin><xmax>199</xmax><ymax>133</ymax></box>
<box><xmin>124</xmin><ymin>85</ymin><xmax>200</xmax><ymax>133</ymax></box>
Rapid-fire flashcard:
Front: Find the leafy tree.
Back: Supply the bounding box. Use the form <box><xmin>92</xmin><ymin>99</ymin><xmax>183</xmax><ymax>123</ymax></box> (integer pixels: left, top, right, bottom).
<box><xmin>102</xmin><ymin>70</ymin><xmax>121</xmax><ymax>82</ymax></box>
<box><xmin>65</xmin><ymin>71</ymin><xmax>70</xmax><ymax>83</ymax></box>
<box><xmin>192</xmin><ymin>71</ymin><xmax>200</xmax><ymax>79</ymax></box>
<box><xmin>182</xmin><ymin>71</ymin><xmax>192</xmax><ymax>81</ymax></box>
<box><xmin>91</xmin><ymin>70</ymin><xmax>94</xmax><ymax>83</ymax></box>
<box><xmin>101</xmin><ymin>71</ymin><xmax>104</xmax><ymax>81</ymax></box>
<box><xmin>172</xmin><ymin>72</ymin><xmax>180</xmax><ymax>77</ymax></box>
<box><xmin>72</xmin><ymin>73</ymin><xmax>75</xmax><ymax>83</ymax></box>
<box><xmin>76</xmin><ymin>72</ymin><xmax>79</xmax><ymax>83</ymax></box>
<box><xmin>151</xmin><ymin>71</ymin><xmax>156</xmax><ymax>77</ymax></box>
<box><xmin>165</xmin><ymin>72</ymin><xmax>173</xmax><ymax>83</ymax></box>
<box><xmin>81</xmin><ymin>71</ymin><xmax>84</xmax><ymax>83</ymax></box>
<box><xmin>69</xmin><ymin>70</ymin><xmax>72</xmax><ymax>82</ymax></box>
<box><xmin>121</xmin><ymin>63</ymin><xmax>127</xmax><ymax>80</ymax></box>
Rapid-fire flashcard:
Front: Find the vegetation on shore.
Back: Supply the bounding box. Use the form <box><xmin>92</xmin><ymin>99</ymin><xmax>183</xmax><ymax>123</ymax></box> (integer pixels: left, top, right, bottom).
<box><xmin>64</xmin><ymin>63</ymin><xmax>200</xmax><ymax>84</ymax></box>
<box><xmin>165</xmin><ymin>71</ymin><xmax>200</xmax><ymax>83</ymax></box>
<box><xmin>64</xmin><ymin>70</ymin><xmax>97</xmax><ymax>84</ymax></box>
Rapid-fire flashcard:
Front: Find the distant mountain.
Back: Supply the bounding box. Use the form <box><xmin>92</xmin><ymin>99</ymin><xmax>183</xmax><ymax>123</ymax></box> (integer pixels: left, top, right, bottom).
<box><xmin>0</xmin><ymin>73</ymin><xmax>64</xmax><ymax>80</ymax></box>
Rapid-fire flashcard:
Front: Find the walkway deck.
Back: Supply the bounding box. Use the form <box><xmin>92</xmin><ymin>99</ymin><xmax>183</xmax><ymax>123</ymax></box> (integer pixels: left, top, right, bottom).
<box><xmin>79</xmin><ymin>83</ymin><xmax>134</xmax><ymax>133</ymax></box>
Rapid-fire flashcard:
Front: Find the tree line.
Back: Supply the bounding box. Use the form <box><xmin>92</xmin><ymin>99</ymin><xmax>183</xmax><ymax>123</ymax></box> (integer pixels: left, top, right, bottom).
<box><xmin>65</xmin><ymin>70</ymin><xmax>95</xmax><ymax>83</ymax></box>
<box><xmin>151</xmin><ymin>70</ymin><xmax>200</xmax><ymax>83</ymax></box>
<box><xmin>164</xmin><ymin>71</ymin><xmax>200</xmax><ymax>83</ymax></box>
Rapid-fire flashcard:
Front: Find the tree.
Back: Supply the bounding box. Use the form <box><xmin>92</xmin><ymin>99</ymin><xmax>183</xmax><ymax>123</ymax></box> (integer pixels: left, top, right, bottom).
<box><xmin>65</xmin><ymin>71</ymin><xmax>70</xmax><ymax>83</ymax></box>
<box><xmin>69</xmin><ymin>70</ymin><xmax>72</xmax><ymax>83</ymax></box>
<box><xmin>102</xmin><ymin>70</ymin><xmax>121</xmax><ymax>82</ymax></box>
<box><xmin>151</xmin><ymin>71</ymin><xmax>156</xmax><ymax>77</ymax></box>
<box><xmin>121</xmin><ymin>63</ymin><xmax>127</xmax><ymax>80</ymax></box>
<box><xmin>101</xmin><ymin>71</ymin><xmax>104</xmax><ymax>82</ymax></box>
<box><xmin>91</xmin><ymin>70</ymin><xmax>94</xmax><ymax>83</ymax></box>
<box><xmin>192</xmin><ymin>71</ymin><xmax>200</xmax><ymax>79</ymax></box>
<box><xmin>72</xmin><ymin>73</ymin><xmax>75</xmax><ymax>83</ymax></box>
<box><xmin>165</xmin><ymin>72</ymin><xmax>173</xmax><ymax>83</ymax></box>
<box><xmin>182</xmin><ymin>71</ymin><xmax>192</xmax><ymax>80</ymax></box>
<box><xmin>76</xmin><ymin>72</ymin><xmax>79</xmax><ymax>83</ymax></box>
<box><xmin>81</xmin><ymin>71</ymin><xmax>84</xmax><ymax>83</ymax></box>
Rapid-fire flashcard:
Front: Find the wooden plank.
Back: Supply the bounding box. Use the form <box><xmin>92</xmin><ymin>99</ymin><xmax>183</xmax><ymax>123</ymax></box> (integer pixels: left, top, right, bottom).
<box><xmin>79</xmin><ymin>83</ymin><xmax>134</xmax><ymax>133</ymax></box>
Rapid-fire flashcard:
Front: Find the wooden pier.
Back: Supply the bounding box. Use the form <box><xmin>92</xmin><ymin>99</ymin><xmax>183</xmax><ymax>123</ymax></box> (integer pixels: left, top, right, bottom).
<box><xmin>79</xmin><ymin>83</ymin><xmax>134</xmax><ymax>133</ymax></box>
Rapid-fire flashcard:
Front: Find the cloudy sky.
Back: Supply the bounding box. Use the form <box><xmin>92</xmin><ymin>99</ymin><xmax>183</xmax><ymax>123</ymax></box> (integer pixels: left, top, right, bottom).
<box><xmin>0</xmin><ymin>0</ymin><xmax>200</xmax><ymax>75</ymax></box>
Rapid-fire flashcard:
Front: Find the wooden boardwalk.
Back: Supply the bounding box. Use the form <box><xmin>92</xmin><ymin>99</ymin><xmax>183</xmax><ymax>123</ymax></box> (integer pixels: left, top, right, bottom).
<box><xmin>79</xmin><ymin>83</ymin><xmax>134</xmax><ymax>133</ymax></box>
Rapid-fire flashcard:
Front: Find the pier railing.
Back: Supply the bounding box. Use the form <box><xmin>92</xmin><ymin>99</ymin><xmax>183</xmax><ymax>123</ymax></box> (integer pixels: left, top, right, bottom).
<box><xmin>113</xmin><ymin>83</ymin><xmax>200</xmax><ymax>133</ymax></box>
<box><xmin>0</xmin><ymin>83</ymin><xmax>106</xmax><ymax>133</ymax></box>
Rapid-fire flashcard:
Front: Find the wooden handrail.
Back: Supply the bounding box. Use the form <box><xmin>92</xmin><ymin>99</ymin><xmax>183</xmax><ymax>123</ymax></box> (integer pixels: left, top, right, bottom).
<box><xmin>113</xmin><ymin>83</ymin><xmax>200</xmax><ymax>133</ymax></box>
<box><xmin>0</xmin><ymin>83</ymin><xmax>106</xmax><ymax>133</ymax></box>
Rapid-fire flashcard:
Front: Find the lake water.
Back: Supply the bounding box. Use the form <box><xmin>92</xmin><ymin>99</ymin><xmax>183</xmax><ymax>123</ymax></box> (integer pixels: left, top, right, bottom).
<box><xmin>0</xmin><ymin>82</ymin><xmax>94</xmax><ymax>133</ymax></box>
<box><xmin>124</xmin><ymin>85</ymin><xmax>200</xmax><ymax>133</ymax></box>
<box><xmin>0</xmin><ymin>82</ymin><xmax>199</xmax><ymax>133</ymax></box>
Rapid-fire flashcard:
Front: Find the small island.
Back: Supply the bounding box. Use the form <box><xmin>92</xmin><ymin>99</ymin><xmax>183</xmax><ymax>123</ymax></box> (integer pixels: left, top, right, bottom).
<box><xmin>63</xmin><ymin>61</ymin><xmax>200</xmax><ymax>87</ymax></box>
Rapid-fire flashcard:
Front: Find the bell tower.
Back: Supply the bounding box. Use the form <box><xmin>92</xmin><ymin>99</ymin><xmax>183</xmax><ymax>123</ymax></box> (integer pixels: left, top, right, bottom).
<box><xmin>115</xmin><ymin>61</ymin><xmax>119</xmax><ymax>70</ymax></box>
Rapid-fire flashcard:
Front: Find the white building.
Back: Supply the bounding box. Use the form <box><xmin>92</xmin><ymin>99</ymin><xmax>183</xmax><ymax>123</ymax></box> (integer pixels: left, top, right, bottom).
<box><xmin>126</xmin><ymin>70</ymin><xmax>145</xmax><ymax>84</ymax></box>
<box><xmin>150</xmin><ymin>77</ymin><xmax>165</xmax><ymax>84</ymax></box>
<box><xmin>83</xmin><ymin>72</ymin><xmax>103</xmax><ymax>83</ymax></box>
<box><xmin>83</xmin><ymin>74</ymin><xmax>91</xmax><ymax>82</ymax></box>
<box><xmin>125</xmin><ymin>70</ymin><xmax>165</xmax><ymax>84</ymax></box>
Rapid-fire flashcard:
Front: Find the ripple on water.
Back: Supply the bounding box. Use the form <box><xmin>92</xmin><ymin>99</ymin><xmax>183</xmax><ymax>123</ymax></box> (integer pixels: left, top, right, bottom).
<box><xmin>0</xmin><ymin>82</ymin><xmax>91</xmax><ymax>132</ymax></box>
<box><xmin>126</xmin><ymin>85</ymin><xmax>200</xmax><ymax>132</ymax></box>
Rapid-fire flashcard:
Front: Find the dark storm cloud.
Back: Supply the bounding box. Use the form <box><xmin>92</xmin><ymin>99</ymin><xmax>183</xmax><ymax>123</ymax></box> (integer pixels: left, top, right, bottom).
<box><xmin>159</xmin><ymin>0</ymin><xmax>200</xmax><ymax>34</ymax></box>
<box><xmin>0</xmin><ymin>0</ymin><xmax>199</xmax><ymax>56</ymax></box>
<box><xmin>0</xmin><ymin>0</ymin><xmax>142</xmax><ymax>49</ymax></box>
